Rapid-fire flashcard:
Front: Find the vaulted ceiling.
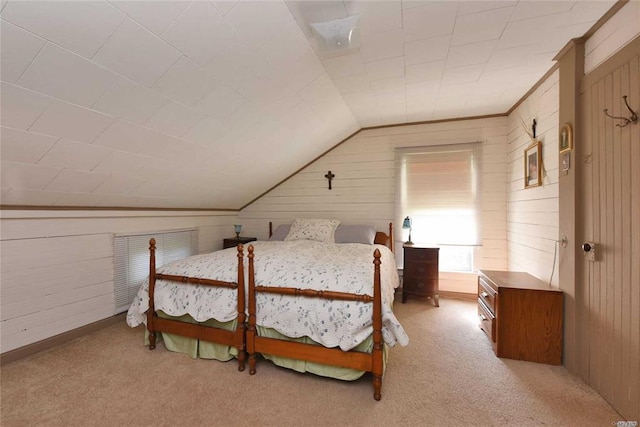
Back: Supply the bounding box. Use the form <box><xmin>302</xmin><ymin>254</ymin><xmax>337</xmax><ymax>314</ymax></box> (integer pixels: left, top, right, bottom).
<box><xmin>0</xmin><ymin>0</ymin><xmax>616</xmax><ymax>209</ymax></box>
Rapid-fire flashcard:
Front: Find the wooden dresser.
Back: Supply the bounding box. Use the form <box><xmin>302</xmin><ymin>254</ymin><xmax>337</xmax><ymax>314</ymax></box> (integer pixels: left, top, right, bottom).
<box><xmin>478</xmin><ymin>270</ymin><xmax>563</xmax><ymax>365</ymax></box>
<box><xmin>402</xmin><ymin>245</ymin><xmax>439</xmax><ymax>306</ymax></box>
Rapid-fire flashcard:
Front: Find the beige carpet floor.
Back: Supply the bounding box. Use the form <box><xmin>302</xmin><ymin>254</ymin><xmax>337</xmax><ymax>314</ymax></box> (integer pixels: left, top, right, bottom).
<box><xmin>1</xmin><ymin>298</ymin><xmax>622</xmax><ymax>426</ymax></box>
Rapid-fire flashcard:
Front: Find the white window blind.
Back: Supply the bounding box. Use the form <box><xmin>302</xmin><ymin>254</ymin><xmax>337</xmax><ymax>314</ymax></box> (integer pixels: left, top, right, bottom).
<box><xmin>113</xmin><ymin>229</ymin><xmax>198</xmax><ymax>314</ymax></box>
<box><xmin>396</xmin><ymin>143</ymin><xmax>482</xmax><ymax>269</ymax></box>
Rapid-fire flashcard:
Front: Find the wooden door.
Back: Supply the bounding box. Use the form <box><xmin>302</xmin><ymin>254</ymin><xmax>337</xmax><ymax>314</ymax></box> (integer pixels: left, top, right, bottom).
<box><xmin>578</xmin><ymin>39</ymin><xmax>639</xmax><ymax>420</ymax></box>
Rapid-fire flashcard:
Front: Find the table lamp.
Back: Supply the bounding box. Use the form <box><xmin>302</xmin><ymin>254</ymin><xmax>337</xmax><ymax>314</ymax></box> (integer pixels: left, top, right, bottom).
<box><xmin>234</xmin><ymin>224</ymin><xmax>242</xmax><ymax>239</ymax></box>
<box><xmin>402</xmin><ymin>216</ymin><xmax>413</xmax><ymax>245</ymax></box>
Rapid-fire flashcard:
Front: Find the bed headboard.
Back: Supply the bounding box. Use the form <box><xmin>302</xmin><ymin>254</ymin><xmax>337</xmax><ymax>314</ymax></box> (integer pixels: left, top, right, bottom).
<box><xmin>268</xmin><ymin>222</ymin><xmax>394</xmax><ymax>252</ymax></box>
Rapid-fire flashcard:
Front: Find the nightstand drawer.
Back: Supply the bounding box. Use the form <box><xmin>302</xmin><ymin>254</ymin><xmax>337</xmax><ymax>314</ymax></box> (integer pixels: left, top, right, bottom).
<box><xmin>404</xmin><ymin>248</ymin><xmax>438</xmax><ymax>264</ymax></box>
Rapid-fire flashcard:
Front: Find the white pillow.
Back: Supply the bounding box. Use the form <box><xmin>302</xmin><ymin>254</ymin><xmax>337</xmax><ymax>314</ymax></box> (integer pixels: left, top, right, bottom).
<box><xmin>284</xmin><ymin>219</ymin><xmax>341</xmax><ymax>243</ymax></box>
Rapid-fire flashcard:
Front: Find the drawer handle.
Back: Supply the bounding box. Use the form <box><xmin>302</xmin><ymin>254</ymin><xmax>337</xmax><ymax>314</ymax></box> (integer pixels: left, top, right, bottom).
<box><xmin>479</xmin><ymin>313</ymin><xmax>487</xmax><ymax>321</ymax></box>
<box><xmin>480</xmin><ymin>291</ymin><xmax>489</xmax><ymax>298</ymax></box>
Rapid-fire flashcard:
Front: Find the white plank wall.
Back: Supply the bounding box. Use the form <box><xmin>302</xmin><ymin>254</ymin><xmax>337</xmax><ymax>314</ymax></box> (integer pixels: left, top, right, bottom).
<box><xmin>0</xmin><ymin>210</ymin><xmax>238</xmax><ymax>352</ymax></box>
<box><xmin>241</xmin><ymin>117</ymin><xmax>510</xmax><ymax>293</ymax></box>
<box><xmin>507</xmin><ymin>70</ymin><xmax>560</xmax><ymax>287</ymax></box>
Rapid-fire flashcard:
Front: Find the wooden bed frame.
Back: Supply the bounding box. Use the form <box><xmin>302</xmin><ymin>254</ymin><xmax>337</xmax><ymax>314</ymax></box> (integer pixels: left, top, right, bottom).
<box><xmin>248</xmin><ymin>222</ymin><xmax>394</xmax><ymax>400</ymax></box>
<box><xmin>146</xmin><ymin>238</ymin><xmax>247</xmax><ymax>371</ymax></box>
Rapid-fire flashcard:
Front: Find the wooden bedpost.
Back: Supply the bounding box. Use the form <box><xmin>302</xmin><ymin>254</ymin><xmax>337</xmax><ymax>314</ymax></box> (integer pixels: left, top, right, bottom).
<box><xmin>147</xmin><ymin>238</ymin><xmax>157</xmax><ymax>350</ymax></box>
<box><xmin>236</xmin><ymin>244</ymin><xmax>246</xmax><ymax>372</ymax></box>
<box><xmin>372</xmin><ymin>249</ymin><xmax>383</xmax><ymax>401</ymax></box>
<box><xmin>268</xmin><ymin>221</ymin><xmax>273</xmax><ymax>239</ymax></box>
<box><xmin>247</xmin><ymin>245</ymin><xmax>257</xmax><ymax>375</ymax></box>
<box><xmin>388</xmin><ymin>222</ymin><xmax>393</xmax><ymax>252</ymax></box>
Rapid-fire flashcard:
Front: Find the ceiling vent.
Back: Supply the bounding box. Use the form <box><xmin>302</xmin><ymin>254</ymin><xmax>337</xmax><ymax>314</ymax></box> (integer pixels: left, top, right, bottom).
<box><xmin>310</xmin><ymin>14</ymin><xmax>360</xmax><ymax>55</ymax></box>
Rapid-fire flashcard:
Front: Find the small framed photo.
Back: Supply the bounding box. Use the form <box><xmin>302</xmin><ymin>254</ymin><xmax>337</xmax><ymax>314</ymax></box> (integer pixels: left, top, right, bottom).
<box><xmin>524</xmin><ymin>140</ymin><xmax>542</xmax><ymax>188</ymax></box>
<box><xmin>559</xmin><ymin>123</ymin><xmax>573</xmax><ymax>153</ymax></box>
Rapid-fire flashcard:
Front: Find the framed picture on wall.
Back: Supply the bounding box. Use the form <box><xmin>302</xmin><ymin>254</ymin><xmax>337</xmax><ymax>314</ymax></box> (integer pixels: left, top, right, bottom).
<box><xmin>524</xmin><ymin>140</ymin><xmax>542</xmax><ymax>188</ymax></box>
<box><xmin>559</xmin><ymin>123</ymin><xmax>573</xmax><ymax>153</ymax></box>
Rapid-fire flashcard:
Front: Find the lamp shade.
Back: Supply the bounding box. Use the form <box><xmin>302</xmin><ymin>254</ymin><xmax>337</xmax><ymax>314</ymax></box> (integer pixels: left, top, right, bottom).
<box><xmin>402</xmin><ymin>216</ymin><xmax>412</xmax><ymax>230</ymax></box>
<box><xmin>234</xmin><ymin>224</ymin><xmax>242</xmax><ymax>234</ymax></box>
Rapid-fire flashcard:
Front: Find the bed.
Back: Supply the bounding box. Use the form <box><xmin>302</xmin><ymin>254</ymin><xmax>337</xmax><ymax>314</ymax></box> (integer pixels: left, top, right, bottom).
<box><xmin>126</xmin><ymin>220</ymin><xmax>408</xmax><ymax>400</ymax></box>
<box><xmin>246</xmin><ymin>220</ymin><xmax>407</xmax><ymax>400</ymax></box>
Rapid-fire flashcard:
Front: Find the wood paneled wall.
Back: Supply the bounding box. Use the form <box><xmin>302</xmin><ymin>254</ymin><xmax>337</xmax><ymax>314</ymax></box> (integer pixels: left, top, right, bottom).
<box><xmin>241</xmin><ymin>117</ymin><xmax>510</xmax><ymax>294</ymax></box>
<box><xmin>0</xmin><ymin>210</ymin><xmax>238</xmax><ymax>352</ymax></box>
<box><xmin>507</xmin><ymin>70</ymin><xmax>560</xmax><ymax>287</ymax></box>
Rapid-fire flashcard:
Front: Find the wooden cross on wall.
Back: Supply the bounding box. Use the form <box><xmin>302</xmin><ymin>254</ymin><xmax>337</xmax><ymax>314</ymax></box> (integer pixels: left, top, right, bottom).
<box><xmin>324</xmin><ymin>171</ymin><xmax>335</xmax><ymax>190</ymax></box>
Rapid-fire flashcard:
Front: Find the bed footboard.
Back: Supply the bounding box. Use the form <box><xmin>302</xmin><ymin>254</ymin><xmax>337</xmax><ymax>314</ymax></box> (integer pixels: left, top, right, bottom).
<box><xmin>246</xmin><ymin>245</ymin><xmax>384</xmax><ymax>400</ymax></box>
<box><xmin>146</xmin><ymin>238</ymin><xmax>246</xmax><ymax>371</ymax></box>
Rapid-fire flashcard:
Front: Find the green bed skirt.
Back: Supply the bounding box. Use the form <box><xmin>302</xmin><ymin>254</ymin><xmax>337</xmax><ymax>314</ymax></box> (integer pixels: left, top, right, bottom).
<box><xmin>256</xmin><ymin>326</ymin><xmax>389</xmax><ymax>381</ymax></box>
<box><xmin>144</xmin><ymin>312</ymin><xmax>387</xmax><ymax>380</ymax></box>
<box><xmin>144</xmin><ymin>311</ymin><xmax>238</xmax><ymax>361</ymax></box>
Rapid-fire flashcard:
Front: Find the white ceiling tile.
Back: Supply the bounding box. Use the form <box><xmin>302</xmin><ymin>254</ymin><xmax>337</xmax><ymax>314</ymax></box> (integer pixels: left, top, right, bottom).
<box><xmin>406</xmin><ymin>80</ymin><xmax>441</xmax><ymax>97</ymax></box>
<box><xmin>442</xmin><ymin>64</ymin><xmax>485</xmax><ymax>84</ymax></box>
<box><xmin>46</xmin><ymin>169</ymin><xmax>109</xmax><ymax>193</ymax></box>
<box><xmin>323</xmin><ymin>52</ymin><xmax>365</xmax><ymax>78</ymax></box>
<box><xmin>0</xmin><ymin>82</ymin><xmax>53</xmax><ymax>130</ymax></box>
<box><xmin>195</xmin><ymin>82</ymin><xmax>247</xmax><ymax>121</ymax></box>
<box><xmin>403</xmin><ymin>1</ymin><xmax>458</xmax><ymax>42</ymax></box>
<box><xmin>405</xmin><ymin>60</ymin><xmax>445</xmax><ymax>83</ymax></box>
<box><xmin>0</xmin><ymin>127</ymin><xmax>58</xmax><ymax>164</ymax></box>
<box><xmin>94</xmin><ymin>194</ymin><xmax>142</xmax><ymax>207</ymax></box>
<box><xmin>92</xmin><ymin>150</ymin><xmax>148</xmax><ymax>175</ymax></box>
<box><xmin>238</xmin><ymin>77</ymin><xmax>288</xmax><ymax>106</ymax></box>
<box><xmin>370</xmin><ymin>77</ymin><xmax>406</xmax><ymax>95</ymax></box>
<box><xmin>92</xmin><ymin>174</ymin><xmax>146</xmax><ymax>195</ymax></box>
<box><xmin>161</xmin><ymin>2</ymin><xmax>237</xmax><ymax>68</ymax></box>
<box><xmin>38</xmin><ymin>139</ymin><xmax>111</xmax><ymax>171</ymax></box>
<box><xmin>18</xmin><ymin>43</ymin><xmax>117</xmax><ymax>108</ymax></box>
<box><xmin>364</xmin><ymin>56</ymin><xmax>404</xmax><ymax>81</ymax></box>
<box><xmin>451</xmin><ymin>6</ymin><xmax>514</xmax><ymax>46</ymax></box>
<box><xmin>93</xmin><ymin>18</ymin><xmax>181</xmax><ymax>87</ymax></box>
<box><xmin>332</xmin><ymin>74</ymin><xmax>372</xmax><ymax>94</ymax></box>
<box><xmin>110</xmin><ymin>0</ymin><xmax>190</xmax><ymax>36</ymax></box>
<box><xmin>144</xmin><ymin>101</ymin><xmax>202</xmax><ymax>137</ymax></box>
<box><xmin>225</xmin><ymin>0</ymin><xmax>292</xmax><ymax>48</ymax></box>
<box><xmin>30</xmin><ymin>100</ymin><xmax>114</xmax><ymax>144</ymax></box>
<box><xmin>152</xmin><ymin>56</ymin><xmax>218</xmax><ymax>107</ymax></box>
<box><xmin>0</xmin><ymin>19</ymin><xmax>47</xmax><ymax>84</ymax></box>
<box><xmin>510</xmin><ymin>1</ymin><xmax>576</xmax><ymax>22</ymax></box>
<box><xmin>92</xmin><ymin>120</ymin><xmax>155</xmax><ymax>153</ymax></box>
<box><xmin>359</xmin><ymin>30</ymin><xmax>404</xmax><ymax>63</ymax></box>
<box><xmin>404</xmin><ymin>34</ymin><xmax>450</xmax><ymax>66</ymax></box>
<box><xmin>1</xmin><ymin>160</ymin><xmax>61</xmax><ymax>190</ymax></box>
<box><xmin>92</xmin><ymin>77</ymin><xmax>167</xmax><ymax>124</ymax></box>
<box><xmin>446</xmin><ymin>40</ymin><xmax>496</xmax><ymax>69</ymax></box>
<box><xmin>206</xmin><ymin>40</ymin><xmax>270</xmax><ymax>89</ymax></box>
<box><xmin>1</xmin><ymin>0</ymin><xmax>125</xmax><ymax>58</ymax></box>
<box><xmin>1</xmin><ymin>188</ymin><xmax>63</xmax><ymax>206</ymax></box>
<box><xmin>458</xmin><ymin>1</ymin><xmax>517</xmax><ymax>16</ymax></box>
<box><xmin>259</xmin><ymin>20</ymin><xmax>311</xmax><ymax>66</ymax></box>
<box><xmin>345</xmin><ymin>1</ymin><xmax>402</xmax><ymax>35</ymax></box>
<box><xmin>342</xmin><ymin>91</ymin><xmax>376</xmax><ymax>107</ymax></box>
<box><xmin>497</xmin><ymin>14</ymin><xmax>564</xmax><ymax>50</ymax></box>
<box><xmin>211</xmin><ymin>1</ymin><xmax>239</xmax><ymax>17</ymax></box>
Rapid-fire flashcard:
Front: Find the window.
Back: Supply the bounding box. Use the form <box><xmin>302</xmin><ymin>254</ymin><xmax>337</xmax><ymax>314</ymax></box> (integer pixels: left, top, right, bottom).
<box><xmin>113</xmin><ymin>229</ymin><xmax>198</xmax><ymax>314</ymax></box>
<box><xmin>396</xmin><ymin>143</ymin><xmax>481</xmax><ymax>271</ymax></box>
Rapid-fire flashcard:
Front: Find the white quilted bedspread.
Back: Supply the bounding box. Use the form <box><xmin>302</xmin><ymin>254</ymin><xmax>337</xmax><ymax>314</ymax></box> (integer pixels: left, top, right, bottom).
<box><xmin>127</xmin><ymin>240</ymin><xmax>409</xmax><ymax>351</ymax></box>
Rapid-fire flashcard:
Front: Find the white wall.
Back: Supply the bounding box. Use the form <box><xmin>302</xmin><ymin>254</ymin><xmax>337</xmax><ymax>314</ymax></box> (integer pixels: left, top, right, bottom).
<box><xmin>241</xmin><ymin>117</ymin><xmax>510</xmax><ymax>293</ymax></box>
<box><xmin>585</xmin><ymin>0</ymin><xmax>640</xmax><ymax>74</ymax></box>
<box><xmin>506</xmin><ymin>70</ymin><xmax>560</xmax><ymax>287</ymax></box>
<box><xmin>0</xmin><ymin>210</ymin><xmax>238</xmax><ymax>352</ymax></box>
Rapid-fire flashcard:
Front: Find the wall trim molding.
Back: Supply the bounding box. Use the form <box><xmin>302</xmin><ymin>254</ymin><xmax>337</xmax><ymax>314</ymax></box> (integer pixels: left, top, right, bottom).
<box><xmin>439</xmin><ymin>291</ymin><xmax>476</xmax><ymax>302</ymax></box>
<box><xmin>0</xmin><ymin>313</ymin><xmax>126</xmax><ymax>366</ymax></box>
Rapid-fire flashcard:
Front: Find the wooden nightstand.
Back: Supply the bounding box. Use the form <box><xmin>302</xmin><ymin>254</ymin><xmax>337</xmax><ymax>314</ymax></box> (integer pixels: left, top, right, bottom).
<box><xmin>223</xmin><ymin>237</ymin><xmax>257</xmax><ymax>249</ymax></box>
<box><xmin>402</xmin><ymin>245</ymin><xmax>440</xmax><ymax>306</ymax></box>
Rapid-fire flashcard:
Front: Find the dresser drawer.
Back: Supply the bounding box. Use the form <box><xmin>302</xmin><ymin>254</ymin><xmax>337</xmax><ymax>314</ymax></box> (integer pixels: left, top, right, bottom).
<box><xmin>403</xmin><ymin>275</ymin><xmax>438</xmax><ymax>294</ymax></box>
<box><xmin>478</xmin><ymin>299</ymin><xmax>495</xmax><ymax>343</ymax></box>
<box><xmin>478</xmin><ymin>276</ymin><xmax>497</xmax><ymax>314</ymax></box>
